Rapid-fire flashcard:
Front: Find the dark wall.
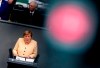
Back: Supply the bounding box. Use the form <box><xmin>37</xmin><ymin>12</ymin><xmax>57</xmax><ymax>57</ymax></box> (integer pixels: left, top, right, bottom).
<box><xmin>0</xmin><ymin>21</ymin><xmax>48</xmax><ymax>68</ymax></box>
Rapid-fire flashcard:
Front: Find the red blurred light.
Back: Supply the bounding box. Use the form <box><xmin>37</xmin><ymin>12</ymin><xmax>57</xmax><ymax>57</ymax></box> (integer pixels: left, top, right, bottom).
<box><xmin>47</xmin><ymin>4</ymin><xmax>91</xmax><ymax>44</ymax></box>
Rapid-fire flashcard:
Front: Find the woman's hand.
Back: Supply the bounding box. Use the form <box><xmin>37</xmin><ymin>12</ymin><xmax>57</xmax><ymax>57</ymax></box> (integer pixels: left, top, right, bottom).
<box><xmin>26</xmin><ymin>55</ymin><xmax>32</xmax><ymax>59</ymax></box>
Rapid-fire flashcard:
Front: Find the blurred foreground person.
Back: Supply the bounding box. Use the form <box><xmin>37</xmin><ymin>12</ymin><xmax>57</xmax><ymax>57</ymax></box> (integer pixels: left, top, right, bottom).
<box><xmin>0</xmin><ymin>0</ymin><xmax>16</xmax><ymax>20</ymax></box>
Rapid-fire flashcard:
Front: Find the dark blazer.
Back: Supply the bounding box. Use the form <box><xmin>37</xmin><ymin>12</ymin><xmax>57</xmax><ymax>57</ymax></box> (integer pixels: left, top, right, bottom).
<box><xmin>0</xmin><ymin>0</ymin><xmax>8</xmax><ymax>17</ymax></box>
<box><xmin>23</xmin><ymin>8</ymin><xmax>44</xmax><ymax>27</ymax></box>
<box><xmin>10</xmin><ymin>6</ymin><xmax>45</xmax><ymax>27</ymax></box>
<box><xmin>0</xmin><ymin>0</ymin><xmax>16</xmax><ymax>20</ymax></box>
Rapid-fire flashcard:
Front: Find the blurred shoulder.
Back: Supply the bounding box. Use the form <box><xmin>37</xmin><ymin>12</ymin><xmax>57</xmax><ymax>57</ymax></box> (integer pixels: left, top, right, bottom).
<box><xmin>32</xmin><ymin>39</ymin><xmax>37</xmax><ymax>44</ymax></box>
<box><xmin>18</xmin><ymin>38</ymin><xmax>24</xmax><ymax>41</ymax></box>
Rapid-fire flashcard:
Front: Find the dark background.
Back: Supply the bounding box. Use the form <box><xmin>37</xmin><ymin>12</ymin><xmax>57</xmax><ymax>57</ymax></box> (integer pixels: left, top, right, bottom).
<box><xmin>0</xmin><ymin>0</ymin><xmax>100</xmax><ymax>68</ymax></box>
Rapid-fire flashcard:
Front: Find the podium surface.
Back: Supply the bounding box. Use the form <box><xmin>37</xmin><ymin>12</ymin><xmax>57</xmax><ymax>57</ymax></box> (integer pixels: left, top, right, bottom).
<box><xmin>7</xmin><ymin>58</ymin><xmax>37</xmax><ymax>68</ymax></box>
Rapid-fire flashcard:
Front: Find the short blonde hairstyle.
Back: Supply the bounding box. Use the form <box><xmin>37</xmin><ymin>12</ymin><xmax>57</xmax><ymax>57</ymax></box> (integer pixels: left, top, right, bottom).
<box><xmin>23</xmin><ymin>30</ymin><xmax>33</xmax><ymax>37</ymax></box>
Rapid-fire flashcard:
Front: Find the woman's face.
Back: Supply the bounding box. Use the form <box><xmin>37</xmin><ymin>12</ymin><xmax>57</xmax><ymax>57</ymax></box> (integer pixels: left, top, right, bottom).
<box><xmin>24</xmin><ymin>34</ymin><xmax>32</xmax><ymax>43</ymax></box>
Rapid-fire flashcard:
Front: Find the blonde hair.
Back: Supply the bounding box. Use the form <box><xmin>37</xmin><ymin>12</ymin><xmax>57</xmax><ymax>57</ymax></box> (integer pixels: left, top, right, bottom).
<box><xmin>23</xmin><ymin>30</ymin><xmax>33</xmax><ymax>37</ymax></box>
